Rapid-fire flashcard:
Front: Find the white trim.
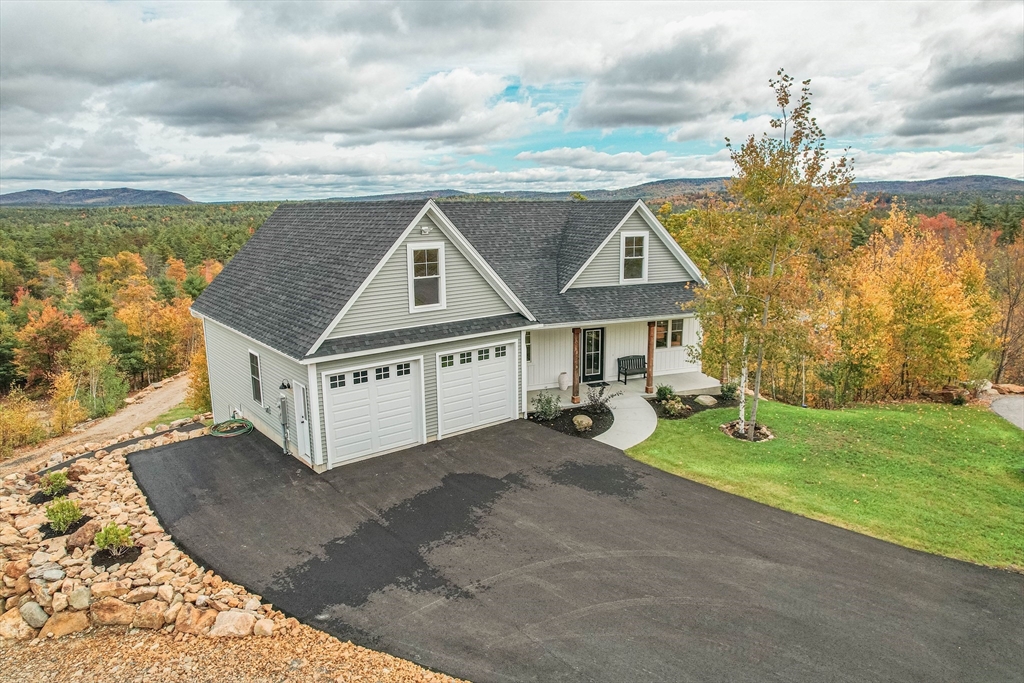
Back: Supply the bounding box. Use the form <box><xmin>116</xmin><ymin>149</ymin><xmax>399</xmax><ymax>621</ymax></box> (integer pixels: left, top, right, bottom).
<box><xmin>299</xmin><ymin>324</ymin><xmax>541</xmax><ymax>365</ymax></box>
<box><xmin>426</xmin><ymin>202</ymin><xmax>536</xmax><ymax>321</ymax></box>
<box><xmin>201</xmin><ymin>318</ymin><xmax>224</xmax><ymax>423</ymax></box>
<box><xmin>306</xmin><ymin>363</ymin><xmax>323</xmax><ymax>467</ymax></box>
<box><xmin>322</xmin><ymin>312</ymin><xmax>520</xmax><ymax>343</ymax></box>
<box><xmin>632</xmin><ymin>200</ymin><xmax>707</xmax><ymax>284</ymax></box>
<box><xmin>320</xmin><ymin>354</ymin><xmax>426</xmax><ymax>469</ymax></box>
<box><xmin>247</xmin><ymin>349</ymin><xmax>264</xmax><ymax>407</ymax></box>
<box><xmin>619</xmin><ymin>229</ymin><xmax>649</xmax><ymax>284</ymax></box>
<box><xmin>292</xmin><ymin>380</ymin><xmax>311</xmax><ymax>463</ymax></box>
<box><xmin>559</xmin><ymin>208</ymin><xmax>635</xmax><ymax>293</ymax></box>
<box><xmin>435</xmin><ymin>337</ymin><xmax>519</xmax><ymax>440</ymax></box>
<box><xmin>195</xmin><ymin>313</ymin><xmax>304</xmax><ymax>363</ymax></box>
<box><xmin>520</xmin><ymin>329</ymin><xmax>528</xmax><ymax>417</ymax></box>
<box><xmin>540</xmin><ymin>312</ymin><xmax>697</xmax><ymax>330</ymax></box>
<box><xmin>406</xmin><ymin>241</ymin><xmax>447</xmax><ymax>313</ymax></box>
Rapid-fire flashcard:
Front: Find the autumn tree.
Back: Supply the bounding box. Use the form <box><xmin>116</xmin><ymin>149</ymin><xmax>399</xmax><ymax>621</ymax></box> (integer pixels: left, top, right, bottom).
<box><xmin>14</xmin><ymin>305</ymin><xmax>88</xmax><ymax>388</ymax></box>
<box><xmin>186</xmin><ymin>333</ymin><xmax>212</xmax><ymax>413</ymax></box>
<box><xmin>50</xmin><ymin>369</ymin><xmax>87</xmax><ymax>434</ymax></box>
<box><xmin>991</xmin><ymin>239</ymin><xmax>1024</xmax><ymax>383</ymax></box>
<box><xmin>97</xmin><ymin>251</ymin><xmax>147</xmax><ymax>285</ymax></box>
<box><xmin>62</xmin><ymin>328</ymin><xmax>128</xmax><ymax>418</ymax></box>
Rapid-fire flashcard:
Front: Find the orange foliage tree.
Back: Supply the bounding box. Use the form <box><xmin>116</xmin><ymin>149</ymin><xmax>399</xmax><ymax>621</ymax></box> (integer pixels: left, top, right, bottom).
<box><xmin>14</xmin><ymin>305</ymin><xmax>88</xmax><ymax>388</ymax></box>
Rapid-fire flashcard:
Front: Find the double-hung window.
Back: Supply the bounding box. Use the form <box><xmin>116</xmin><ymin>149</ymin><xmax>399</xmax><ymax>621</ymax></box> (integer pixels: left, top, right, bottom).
<box><xmin>621</xmin><ymin>232</ymin><xmax>647</xmax><ymax>283</ymax></box>
<box><xmin>655</xmin><ymin>320</ymin><xmax>686</xmax><ymax>349</ymax></box>
<box><xmin>248</xmin><ymin>351</ymin><xmax>263</xmax><ymax>405</ymax></box>
<box><xmin>409</xmin><ymin>243</ymin><xmax>445</xmax><ymax>311</ymax></box>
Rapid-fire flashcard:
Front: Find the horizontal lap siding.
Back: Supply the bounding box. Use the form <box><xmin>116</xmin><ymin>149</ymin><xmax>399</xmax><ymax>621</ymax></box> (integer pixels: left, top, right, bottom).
<box><xmin>313</xmin><ymin>332</ymin><xmax>523</xmax><ymax>457</ymax></box>
<box><xmin>203</xmin><ymin>319</ymin><xmax>313</xmax><ymax>457</ymax></box>
<box><xmin>328</xmin><ymin>216</ymin><xmax>513</xmax><ymax>338</ymax></box>
<box><xmin>571</xmin><ymin>213</ymin><xmax>693</xmax><ymax>289</ymax></box>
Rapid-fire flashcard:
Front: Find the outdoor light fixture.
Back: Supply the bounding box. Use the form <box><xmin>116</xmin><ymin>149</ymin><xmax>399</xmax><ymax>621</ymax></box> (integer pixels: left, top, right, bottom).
<box><xmin>279</xmin><ymin>380</ymin><xmax>291</xmax><ymax>390</ymax></box>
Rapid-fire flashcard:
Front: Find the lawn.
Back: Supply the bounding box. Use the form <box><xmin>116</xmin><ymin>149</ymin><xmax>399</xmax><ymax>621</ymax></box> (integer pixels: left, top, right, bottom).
<box><xmin>628</xmin><ymin>401</ymin><xmax>1024</xmax><ymax>570</ymax></box>
<box><xmin>145</xmin><ymin>402</ymin><xmax>201</xmax><ymax>430</ymax></box>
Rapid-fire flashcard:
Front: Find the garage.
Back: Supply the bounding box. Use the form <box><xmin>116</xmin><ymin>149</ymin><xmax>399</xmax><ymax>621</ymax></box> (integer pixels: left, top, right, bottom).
<box><xmin>322</xmin><ymin>359</ymin><xmax>424</xmax><ymax>466</ymax></box>
<box><xmin>437</xmin><ymin>341</ymin><xmax>518</xmax><ymax>437</ymax></box>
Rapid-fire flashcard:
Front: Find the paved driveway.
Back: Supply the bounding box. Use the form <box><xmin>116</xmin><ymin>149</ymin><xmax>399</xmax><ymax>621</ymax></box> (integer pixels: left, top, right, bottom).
<box><xmin>992</xmin><ymin>395</ymin><xmax>1024</xmax><ymax>429</ymax></box>
<box><xmin>129</xmin><ymin>422</ymin><xmax>1023</xmax><ymax>683</ymax></box>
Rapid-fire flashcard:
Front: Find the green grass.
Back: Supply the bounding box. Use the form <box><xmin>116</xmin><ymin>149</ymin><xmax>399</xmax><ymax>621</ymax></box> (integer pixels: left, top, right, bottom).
<box><xmin>144</xmin><ymin>402</ymin><xmax>198</xmax><ymax>430</ymax></box>
<box><xmin>628</xmin><ymin>401</ymin><xmax>1024</xmax><ymax>569</ymax></box>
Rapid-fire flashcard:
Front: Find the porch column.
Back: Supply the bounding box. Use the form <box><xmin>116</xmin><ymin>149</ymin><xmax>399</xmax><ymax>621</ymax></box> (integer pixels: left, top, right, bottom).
<box><xmin>571</xmin><ymin>327</ymin><xmax>581</xmax><ymax>404</ymax></box>
<box><xmin>645</xmin><ymin>321</ymin><xmax>656</xmax><ymax>394</ymax></box>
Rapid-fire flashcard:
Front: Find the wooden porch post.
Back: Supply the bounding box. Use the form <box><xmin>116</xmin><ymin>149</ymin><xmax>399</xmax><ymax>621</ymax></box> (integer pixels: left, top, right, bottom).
<box><xmin>645</xmin><ymin>321</ymin><xmax>656</xmax><ymax>394</ymax></box>
<box><xmin>571</xmin><ymin>327</ymin><xmax>581</xmax><ymax>404</ymax></box>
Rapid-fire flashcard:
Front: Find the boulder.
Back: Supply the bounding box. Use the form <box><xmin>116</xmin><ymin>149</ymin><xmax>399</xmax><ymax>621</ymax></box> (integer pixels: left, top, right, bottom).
<box><xmin>3</xmin><ymin>559</ymin><xmax>29</xmax><ymax>580</ymax></box>
<box><xmin>253</xmin><ymin>618</ymin><xmax>274</xmax><ymax>637</ymax></box>
<box><xmin>125</xmin><ymin>586</ymin><xmax>159</xmax><ymax>603</ymax></box>
<box><xmin>40</xmin><ymin>610</ymin><xmax>89</xmax><ymax>639</ymax></box>
<box><xmin>572</xmin><ymin>414</ymin><xmax>593</xmax><ymax>432</ymax></box>
<box><xmin>695</xmin><ymin>394</ymin><xmax>718</xmax><ymax>406</ymax></box>
<box><xmin>0</xmin><ymin>607</ymin><xmax>36</xmax><ymax>640</ymax></box>
<box><xmin>66</xmin><ymin>461</ymin><xmax>92</xmax><ymax>482</ymax></box>
<box><xmin>208</xmin><ymin>610</ymin><xmax>255</xmax><ymax>637</ymax></box>
<box><xmin>68</xmin><ymin>586</ymin><xmax>91</xmax><ymax>610</ymax></box>
<box><xmin>994</xmin><ymin>383</ymin><xmax>1024</xmax><ymax>394</ymax></box>
<box><xmin>90</xmin><ymin>597</ymin><xmax>136</xmax><ymax>625</ymax></box>
<box><xmin>91</xmin><ymin>580</ymin><xmax>130</xmax><ymax>599</ymax></box>
<box><xmin>132</xmin><ymin>599</ymin><xmax>167</xmax><ymax>629</ymax></box>
<box><xmin>174</xmin><ymin>603</ymin><xmax>217</xmax><ymax>635</ymax></box>
<box><xmin>19</xmin><ymin>601</ymin><xmax>48</xmax><ymax>628</ymax></box>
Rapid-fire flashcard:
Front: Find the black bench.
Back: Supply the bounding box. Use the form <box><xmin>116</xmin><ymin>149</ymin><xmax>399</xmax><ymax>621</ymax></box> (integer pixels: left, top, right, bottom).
<box><xmin>617</xmin><ymin>355</ymin><xmax>647</xmax><ymax>385</ymax></box>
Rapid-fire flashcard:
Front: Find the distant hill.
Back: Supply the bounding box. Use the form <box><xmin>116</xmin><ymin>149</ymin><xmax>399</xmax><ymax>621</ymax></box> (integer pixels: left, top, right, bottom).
<box><xmin>0</xmin><ymin>188</ymin><xmax>193</xmax><ymax>206</ymax></box>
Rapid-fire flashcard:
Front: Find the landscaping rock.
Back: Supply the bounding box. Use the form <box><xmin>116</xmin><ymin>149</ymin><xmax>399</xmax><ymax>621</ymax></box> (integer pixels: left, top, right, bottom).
<box><xmin>994</xmin><ymin>383</ymin><xmax>1024</xmax><ymax>394</ymax></box>
<box><xmin>51</xmin><ymin>591</ymin><xmax>68</xmax><ymax>613</ymax></box>
<box><xmin>90</xmin><ymin>597</ymin><xmax>136</xmax><ymax>625</ymax></box>
<box><xmin>174</xmin><ymin>603</ymin><xmax>217</xmax><ymax>635</ymax></box>
<box><xmin>66</xmin><ymin>461</ymin><xmax>92</xmax><ymax>482</ymax></box>
<box><xmin>133</xmin><ymin>599</ymin><xmax>168</xmax><ymax>629</ymax></box>
<box><xmin>208</xmin><ymin>610</ymin><xmax>256</xmax><ymax>637</ymax></box>
<box><xmin>67</xmin><ymin>519</ymin><xmax>102</xmax><ymax>550</ymax></box>
<box><xmin>40</xmin><ymin>609</ymin><xmax>89</xmax><ymax>638</ymax></box>
<box><xmin>68</xmin><ymin>586</ymin><xmax>91</xmax><ymax>610</ymax></box>
<box><xmin>125</xmin><ymin>586</ymin><xmax>159</xmax><ymax>603</ymax></box>
<box><xmin>91</xmin><ymin>580</ymin><xmax>130</xmax><ymax>599</ymax></box>
<box><xmin>572</xmin><ymin>414</ymin><xmax>593</xmax><ymax>432</ymax></box>
<box><xmin>19</xmin><ymin>601</ymin><xmax>49</xmax><ymax>628</ymax></box>
<box><xmin>3</xmin><ymin>559</ymin><xmax>29</xmax><ymax>579</ymax></box>
<box><xmin>253</xmin><ymin>618</ymin><xmax>275</xmax><ymax>636</ymax></box>
<box><xmin>0</xmin><ymin>607</ymin><xmax>36</xmax><ymax>640</ymax></box>
<box><xmin>695</xmin><ymin>394</ymin><xmax>718</xmax><ymax>406</ymax></box>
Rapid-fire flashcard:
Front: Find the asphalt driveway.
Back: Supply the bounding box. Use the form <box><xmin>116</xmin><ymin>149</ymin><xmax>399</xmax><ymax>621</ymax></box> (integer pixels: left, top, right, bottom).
<box><xmin>129</xmin><ymin>421</ymin><xmax>1023</xmax><ymax>683</ymax></box>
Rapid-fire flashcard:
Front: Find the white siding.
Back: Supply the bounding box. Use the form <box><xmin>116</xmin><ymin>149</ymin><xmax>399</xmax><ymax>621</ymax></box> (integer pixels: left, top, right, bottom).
<box><xmin>313</xmin><ymin>332</ymin><xmax>523</xmax><ymax>457</ymax></box>
<box><xmin>570</xmin><ymin>213</ymin><xmax>693</xmax><ymax>289</ymax></box>
<box><xmin>328</xmin><ymin>215</ymin><xmax>513</xmax><ymax>338</ymax></box>
<box><xmin>203</xmin><ymin>318</ymin><xmax>314</xmax><ymax>460</ymax></box>
<box><xmin>526</xmin><ymin>318</ymin><xmax>701</xmax><ymax>389</ymax></box>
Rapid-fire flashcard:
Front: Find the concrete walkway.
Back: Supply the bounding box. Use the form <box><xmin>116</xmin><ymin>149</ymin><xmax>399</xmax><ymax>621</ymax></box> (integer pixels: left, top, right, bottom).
<box><xmin>594</xmin><ymin>390</ymin><xmax>659</xmax><ymax>450</ymax></box>
<box><xmin>991</xmin><ymin>395</ymin><xmax>1024</xmax><ymax>429</ymax></box>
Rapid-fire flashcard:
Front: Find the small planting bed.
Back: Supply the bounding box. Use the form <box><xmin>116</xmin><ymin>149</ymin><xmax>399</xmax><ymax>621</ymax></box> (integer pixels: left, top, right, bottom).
<box><xmin>646</xmin><ymin>395</ymin><xmax>738</xmax><ymax>420</ymax></box>
<box><xmin>28</xmin><ymin>485</ymin><xmax>78</xmax><ymax>505</ymax></box>
<box><xmin>40</xmin><ymin>514</ymin><xmax>93</xmax><ymax>540</ymax></box>
<box><xmin>529</xmin><ymin>406</ymin><xmax>614</xmax><ymax>439</ymax></box>
<box><xmin>91</xmin><ymin>545</ymin><xmax>143</xmax><ymax>570</ymax></box>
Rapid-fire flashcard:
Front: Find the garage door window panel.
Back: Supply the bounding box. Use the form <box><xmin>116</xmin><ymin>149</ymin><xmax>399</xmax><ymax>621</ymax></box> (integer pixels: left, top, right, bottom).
<box><xmin>438</xmin><ymin>341</ymin><xmax>517</xmax><ymax>437</ymax></box>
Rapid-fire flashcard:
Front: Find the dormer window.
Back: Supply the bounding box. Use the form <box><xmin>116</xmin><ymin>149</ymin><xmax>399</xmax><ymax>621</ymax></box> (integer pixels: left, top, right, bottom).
<box><xmin>620</xmin><ymin>231</ymin><xmax>648</xmax><ymax>283</ymax></box>
<box><xmin>408</xmin><ymin>243</ymin><xmax>446</xmax><ymax>311</ymax></box>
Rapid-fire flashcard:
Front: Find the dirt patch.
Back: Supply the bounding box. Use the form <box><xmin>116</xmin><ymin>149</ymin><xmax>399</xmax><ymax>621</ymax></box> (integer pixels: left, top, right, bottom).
<box><xmin>91</xmin><ymin>545</ymin><xmax>143</xmax><ymax>570</ymax></box>
<box><xmin>39</xmin><ymin>514</ymin><xmax>94</xmax><ymax>540</ymax></box>
<box><xmin>646</xmin><ymin>396</ymin><xmax>739</xmax><ymax>419</ymax></box>
<box><xmin>528</xmin><ymin>406</ymin><xmax>614</xmax><ymax>438</ymax></box>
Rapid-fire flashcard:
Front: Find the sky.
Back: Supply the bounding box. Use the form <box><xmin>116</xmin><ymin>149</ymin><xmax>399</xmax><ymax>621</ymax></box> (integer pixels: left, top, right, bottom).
<box><xmin>0</xmin><ymin>0</ymin><xmax>1022</xmax><ymax>202</ymax></box>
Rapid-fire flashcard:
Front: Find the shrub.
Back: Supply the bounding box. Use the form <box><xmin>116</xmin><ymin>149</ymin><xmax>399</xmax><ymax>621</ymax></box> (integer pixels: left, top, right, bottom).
<box><xmin>45</xmin><ymin>496</ymin><xmax>83</xmax><ymax>533</ymax></box>
<box><xmin>655</xmin><ymin>384</ymin><xmax>675</xmax><ymax>402</ymax></box>
<box><xmin>94</xmin><ymin>523</ymin><xmax>133</xmax><ymax>556</ymax></box>
<box><xmin>720</xmin><ymin>381</ymin><xmax>739</xmax><ymax>401</ymax></box>
<box><xmin>532</xmin><ymin>392</ymin><xmax>562</xmax><ymax>421</ymax></box>
<box><xmin>39</xmin><ymin>470</ymin><xmax>70</xmax><ymax>496</ymax></box>
<box><xmin>952</xmin><ymin>393</ymin><xmax>968</xmax><ymax>406</ymax></box>
<box><xmin>664</xmin><ymin>397</ymin><xmax>691</xmax><ymax>418</ymax></box>
<box><xmin>584</xmin><ymin>386</ymin><xmax>623</xmax><ymax>414</ymax></box>
<box><xmin>0</xmin><ymin>390</ymin><xmax>48</xmax><ymax>459</ymax></box>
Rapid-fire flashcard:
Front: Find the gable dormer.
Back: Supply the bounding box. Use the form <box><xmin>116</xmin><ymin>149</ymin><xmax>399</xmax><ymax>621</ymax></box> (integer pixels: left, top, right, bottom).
<box><xmin>562</xmin><ymin>202</ymin><xmax>702</xmax><ymax>291</ymax></box>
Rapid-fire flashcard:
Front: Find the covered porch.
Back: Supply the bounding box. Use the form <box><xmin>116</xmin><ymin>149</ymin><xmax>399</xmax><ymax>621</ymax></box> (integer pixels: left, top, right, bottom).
<box><xmin>527</xmin><ymin>369</ymin><xmax>722</xmax><ymax>410</ymax></box>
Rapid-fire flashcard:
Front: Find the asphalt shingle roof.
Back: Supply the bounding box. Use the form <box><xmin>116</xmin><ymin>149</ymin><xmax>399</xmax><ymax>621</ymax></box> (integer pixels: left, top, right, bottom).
<box><xmin>193</xmin><ymin>200</ymin><xmax>699</xmax><ymax>359</ymax></box>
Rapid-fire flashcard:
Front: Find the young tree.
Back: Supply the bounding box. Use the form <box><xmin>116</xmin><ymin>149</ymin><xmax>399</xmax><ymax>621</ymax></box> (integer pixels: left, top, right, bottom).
<box><xmin>50</xmin><ymin>369</ymin><xmax>87</xmax><ymax>435</ymax></box>
<box><xmin>186</xmin><ymin>336</ymin><xmax>212</xmax><ymax>413</ymax></box>
<box><xmin>14</xmin><ymin>305</ymin><xmax>88</xmax><ymax>388</ymax></box>
<box><xmin>62</xmin><ymin>328</ymin><xmax>128</xmax><ymax>418</ymax></box>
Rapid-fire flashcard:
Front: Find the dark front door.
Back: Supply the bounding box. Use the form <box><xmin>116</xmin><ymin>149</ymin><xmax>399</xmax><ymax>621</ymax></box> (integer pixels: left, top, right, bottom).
<box><xmin>581</xmin><ymin>328</ymin><xmax>604</xmax><ymax>383</ymax></box>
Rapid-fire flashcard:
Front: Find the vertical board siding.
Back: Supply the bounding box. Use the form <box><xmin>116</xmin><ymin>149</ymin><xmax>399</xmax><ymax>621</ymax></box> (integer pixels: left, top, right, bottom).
<box><xmin>570</xmin><ymin>213</ymin><xmax>693</xmax><ymax>289</ymax></box>
<box><xmin>203</xmin><ymin>319</ymin><xmax>314</xmax><ymax>458</ymax></box>
<box><xmin>314</xmin><ymin>332</ymin><xmax>523</xmax><ymax>457</ymax></box>
<box><xmin>527</xmin><ymin>318</ymin><xmax>702</xmax><ymax>388</ymax></box>
<box><xmin>329</xmin><ymin>216</ymin><xmax>513</xmax><ymax>338</ymax></box>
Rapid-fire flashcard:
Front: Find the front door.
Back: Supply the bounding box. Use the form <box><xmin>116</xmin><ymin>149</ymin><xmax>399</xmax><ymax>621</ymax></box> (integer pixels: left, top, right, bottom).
<box><xmin>581</xmin><ymin>328</ymin><xmax>604</xmax><ymax>383</ymax></box>
<box><xmin>293</xmin><ymin>381</ymin><xmax>311</xmax><ymax>462</ymax></box>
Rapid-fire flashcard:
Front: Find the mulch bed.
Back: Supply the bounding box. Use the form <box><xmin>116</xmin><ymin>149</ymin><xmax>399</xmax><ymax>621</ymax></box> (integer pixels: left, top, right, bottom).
<box><xmin>39</xmin><ymin>515</ymin><xmax>93</xmax><ymax>540</ymax></box>
<box><xmin>91</xmin><ymin>546</ymin><xmax>142</xmax><ymax>570</ymax></box>
<box><xmin>720</xmin><ymin>419</ymin><xmax>775</xmax><ymax>442</ymax></box>
<box><xmin>646</xmin><ymin>395</ymin><xmax>739</xmax><ymax>420</ymax></box>
<box><xmin>28</xmin><ymin>485</ymin><xmax>78</xmax><ymax>505</ymax></box>
<box><xmin>529</xmin><ymin>406</ymin><xmax>614</xmax><ymax>439</ymax></box>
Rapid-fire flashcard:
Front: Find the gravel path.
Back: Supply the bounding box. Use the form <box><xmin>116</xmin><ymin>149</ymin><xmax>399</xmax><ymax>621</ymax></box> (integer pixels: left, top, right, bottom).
<box><xmin>1</xmin><ymin>374</ymin><xmax>189</xmax><ymax>476</ymax></box>
<box><xmin>0</xmin><ymin>621</ymin><xmax>463</xmax><ymax>683</ymax></box>
<box><xmin>991</xmin><ymin>396</ymin><xmax>1024</xmax><ymax>429</ymax></box>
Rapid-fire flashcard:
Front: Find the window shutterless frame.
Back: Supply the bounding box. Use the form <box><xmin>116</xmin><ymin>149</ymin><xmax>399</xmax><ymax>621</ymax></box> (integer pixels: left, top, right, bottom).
<box><xmin>619</xmin><ymin>230</ymin><xmax>649</xmax><ymax>284</ymax></box>
<box><xmin>248</xmin><ymin>350</ymin><xmax>263</xmax><ymax>406</ymax></box>
<box><xmin>407</xmin><ymin>242</ymin><xmax>446</xmax><ymax>312</ymax></box>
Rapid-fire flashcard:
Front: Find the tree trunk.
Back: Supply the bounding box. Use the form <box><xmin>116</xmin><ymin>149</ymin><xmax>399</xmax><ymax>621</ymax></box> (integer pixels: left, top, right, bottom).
<box><xmin>748</xmin><ymin>243</ymin><xmax>778</xmax><ymax>441</ymax></box>
<box><xmin>738</xmin><ymin>334</ymin><xmax>748</xmax><ymax>434</ymax></box>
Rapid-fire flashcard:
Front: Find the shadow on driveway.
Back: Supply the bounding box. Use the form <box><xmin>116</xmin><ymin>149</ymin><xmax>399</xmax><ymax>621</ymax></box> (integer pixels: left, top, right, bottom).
<box><xmin>129</xmin><ymin>421</ymin><xmax>1024</xmax><ymax>683</ymax></box>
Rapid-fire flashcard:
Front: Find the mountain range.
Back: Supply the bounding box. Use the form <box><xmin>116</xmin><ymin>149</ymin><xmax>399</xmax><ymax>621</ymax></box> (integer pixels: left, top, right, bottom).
<box><xmin>1</xmin><ymin>175</ymin><xmax>1020</xmax><ymax>207</ymax></box>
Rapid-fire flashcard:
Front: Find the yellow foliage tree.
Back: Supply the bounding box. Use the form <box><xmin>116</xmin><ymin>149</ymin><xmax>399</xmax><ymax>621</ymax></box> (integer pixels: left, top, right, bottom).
<box><xmin>97</xmin><ymin>251</ymin><xmax>147</xmax><ymax>285</ymax></box>
<box><xmin>0</xmin><ymin>391</ymin><xmax>48</xmax><ymax>458</ymax></box>
<box><xmin>186</xmin><ymin>332</ymin><xmax>212</xmax><ymax>413</ymax></box>
<box><xmin>50</xmin><ymin>370</ymin><xmax>88</xmax><ymax>435</ymax></box>
<box><xmin>165</xmin><ymin>258</ymin><xmax>188</xmax><ymax>283</ymax></box>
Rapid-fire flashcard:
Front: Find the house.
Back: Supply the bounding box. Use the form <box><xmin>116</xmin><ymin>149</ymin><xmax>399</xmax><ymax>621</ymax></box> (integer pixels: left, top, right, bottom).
<box><xmin>191</xmin><ymin>199</ymin><xmax>710</xmax><ymax>471</ymax></box>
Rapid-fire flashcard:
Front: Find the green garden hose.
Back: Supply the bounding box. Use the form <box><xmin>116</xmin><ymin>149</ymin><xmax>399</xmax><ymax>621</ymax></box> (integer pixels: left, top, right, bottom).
<box><xmin>209</xmin><ymin>418</ymin><xmax>254</xmax><ymax>437</ymax></box>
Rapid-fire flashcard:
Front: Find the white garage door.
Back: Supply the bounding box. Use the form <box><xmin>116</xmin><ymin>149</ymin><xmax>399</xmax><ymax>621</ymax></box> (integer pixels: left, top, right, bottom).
<box><xmin>323</xmin><ymin>360</ymin><xmax>422</xmax><ymax>466</ymax></box>
<box><xmin>438</xmin><ymin>342</ymin><xmax>517</xmax><ymax>437</ymax></box>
